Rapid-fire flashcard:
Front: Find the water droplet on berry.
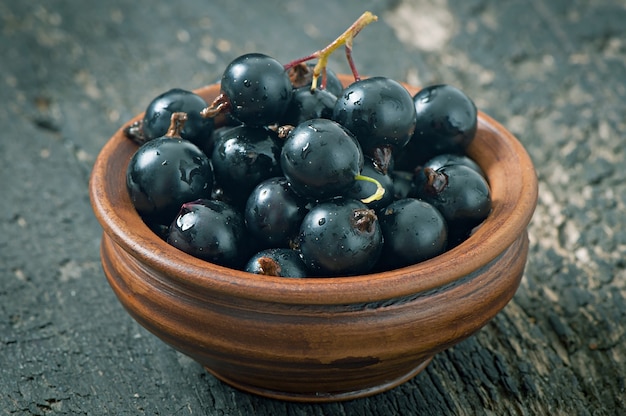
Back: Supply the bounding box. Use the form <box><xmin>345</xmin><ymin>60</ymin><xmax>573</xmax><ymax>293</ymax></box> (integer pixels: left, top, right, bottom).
<box><xmin>177</xmin><ymin>213</ymin><xmax>195</xmax><ymax>232</ymax></box>
<box><xmin>301</xmin><ymin>142</ymin><xmax>311</xmax><ymax>159</ymax></box>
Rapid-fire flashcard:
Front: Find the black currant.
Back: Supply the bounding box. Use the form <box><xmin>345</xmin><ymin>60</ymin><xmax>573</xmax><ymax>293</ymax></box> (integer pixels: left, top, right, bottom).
<box><xmin>298</xmin><ymin>198</ymin><xmax>383</xmax><ymax>276</ymax></box>
<box><xmin>211</xmin><ymin>125</ymin><xmax>283</xmax><ymax>206</ymax></box>
<box><xmin>405</xmin><ymin>84</ymin><xmax>478</xmax><ymax>165</ymax></box>
<box><xmin>167</xmin><ymin>199</ymin><xmax>249</xmax><ymax>268</ymax></box>
<box><xmin>390</xmin><ymin>170</ymin><xmax>415</xmax><ymax>200</ymax></box>
<box><xmin>131</xmin><ymin>88</ymin><xmax>214</xmax><ymax>147</ymax></box>
<box><xmin>280</xmin><ymin>118</ymin><xmax>364</xmax><ymax>200</ymax></box>
<box><xmin>332</xmin><ymin>76</ymin><xmax>416</xmax><ymax>173</ymax></box>
<box><xmin>413</xmin><ymin>164</ymin><xmax>491</xmax><ymax>233</ymax></box>
<box><xmin>126</xmin><ymin>113</ymin><xmax>213</xmax><ymax>225</ymax></box>
<box><xmin>215</xmin><ymin>53</ymin><xmax>293</xmax><ymax>126</ymax></box>
<box><xmin>378</xmin><ymin>198</ymin><xmax>447</xmax><ymax>269</ymax></box>
<box><xmin>421</xmin><ymin>153</ymin><xmax>484</xmax><ymax>177</ymax></box>
<box><xmin>244</xmin><ymin>176</ymin><xmax>309</xmax><ymax>249</ymax></box>
<box><xmin>280</xmin><ymin>87</ymin><xmax>337</xmax><ymax>126</ymax></box>
<box><xmin>197</xmin><ymin>125</ymin><xmax>240</xmax><ymax>160</ymax></box>
<box><xmin>245</xmin><ymin>248</ymin><xmax>308</xmax><ymax>278</ymax></box>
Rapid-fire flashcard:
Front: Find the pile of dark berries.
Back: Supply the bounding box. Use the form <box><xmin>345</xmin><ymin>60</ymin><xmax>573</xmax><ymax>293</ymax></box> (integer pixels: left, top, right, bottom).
<box><xmin>123</xmin><ymin>12</ymin><xmax>491</xmax><ymax>277</ymax></box>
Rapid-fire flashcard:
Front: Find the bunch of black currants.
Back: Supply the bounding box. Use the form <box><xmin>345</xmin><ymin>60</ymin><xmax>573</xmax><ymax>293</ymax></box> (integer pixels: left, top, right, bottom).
<box><xmin>123</xmin><ymin>12</ymin><xmax>491</xmax><ymax>278</ymax></box>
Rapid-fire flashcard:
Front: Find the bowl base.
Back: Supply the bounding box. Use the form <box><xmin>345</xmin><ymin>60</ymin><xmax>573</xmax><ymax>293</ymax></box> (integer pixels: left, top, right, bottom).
<box><xmin>204</xmin><ymin>356</ymin><xmax>434</xmax><ymax>403</ymax></box>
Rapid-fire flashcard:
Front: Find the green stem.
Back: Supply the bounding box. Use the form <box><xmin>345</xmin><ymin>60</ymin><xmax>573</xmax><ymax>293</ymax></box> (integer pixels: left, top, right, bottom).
<box><xmin>283</xmin><ymin>11</ymin><xmax>378</xmax><ymax>90</ymax></box>
<box><xmin>355</xmin><ymin>174</ymin><xmax>385</xmax><ymax>204</ymax></box>
<box><xmin>311</xmin><ymin>11</ymin><xmax>377</xmax><ymax>90</ymax></box>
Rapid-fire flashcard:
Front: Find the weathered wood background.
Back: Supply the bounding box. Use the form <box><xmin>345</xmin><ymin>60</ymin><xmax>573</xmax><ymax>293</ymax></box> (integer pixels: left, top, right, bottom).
<box><xmin>1</xmin><ymin>0</ymin><xmax>625</xmax><ymax>414</ymax></box>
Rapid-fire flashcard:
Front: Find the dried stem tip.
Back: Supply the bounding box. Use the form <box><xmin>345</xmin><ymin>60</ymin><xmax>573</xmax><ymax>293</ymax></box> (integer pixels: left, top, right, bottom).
<box><xmin>423</xmin><ymin>167</ymin><xmax>448</xmax><ymax>195</ymax></box>
<box><xmin>200</xmin><ymin>93</ymin><xmax>231</xmax><ymax>119</ymax></box>
<box><xmin>352</xmin><ymin>208</ymin><xmax>378</xmax><ymax>234</ymax></box>
<box><xmin>166</xmin><ymin>112</ymin><xmax>188</xmax><ymax>138</ymax></box>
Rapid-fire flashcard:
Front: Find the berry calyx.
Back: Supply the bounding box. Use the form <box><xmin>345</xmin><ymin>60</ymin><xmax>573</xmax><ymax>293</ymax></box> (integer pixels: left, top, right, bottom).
<box><xmin>255</xmin><ymin>256</ymin><xmax>282</xmax><ymax>276</ymax></box>
<box><xmin>245</xmin><ymin>248</ymin><xmax>308</xmax><ymax>278</ymax></box>
<box><xmin>352</xmin><ymin>207</ymin><xmax>378</xmax><ymax>233</ymax></box>
<box><xmin>422</xmin><ymin>167</ymin><xmax>448</xmax><ymax>195</ymax></box>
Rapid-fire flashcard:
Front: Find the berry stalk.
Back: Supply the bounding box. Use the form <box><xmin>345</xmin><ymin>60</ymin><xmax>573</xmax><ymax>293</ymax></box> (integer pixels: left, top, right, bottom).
<box><xmin>355</xmin><ymin>174</ymin><xmax>385</xmax><ymax>204</ymax></box>
<box><xmin>166</xmin><ymin>112</ymin><xmax>188</xmax><ymax>138</ymax></box>
<box><xmin>284</xmin><ymin>11</ymin><xmax>378</xmax><ymax>90</ymax></box>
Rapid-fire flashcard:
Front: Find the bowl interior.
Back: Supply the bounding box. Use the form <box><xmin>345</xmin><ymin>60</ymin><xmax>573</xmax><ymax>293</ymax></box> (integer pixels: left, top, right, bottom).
<box><xmin>89</xmin><ymin>77</ymin><xmax>538</xmax><ymax>305</ymax></box>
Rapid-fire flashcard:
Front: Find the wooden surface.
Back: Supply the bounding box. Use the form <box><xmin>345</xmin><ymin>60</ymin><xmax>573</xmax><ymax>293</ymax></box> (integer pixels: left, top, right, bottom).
<box><xmin>1</xmin><ymin>0</ymin><xmax>625</xmax><ymax>414</ymax></box>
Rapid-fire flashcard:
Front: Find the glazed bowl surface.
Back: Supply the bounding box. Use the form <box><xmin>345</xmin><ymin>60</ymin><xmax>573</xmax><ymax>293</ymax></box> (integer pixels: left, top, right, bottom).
<box><xmin>89</xmin><ymin>76</ymin><xmax>538</xmax><ymax>402</ymax></box>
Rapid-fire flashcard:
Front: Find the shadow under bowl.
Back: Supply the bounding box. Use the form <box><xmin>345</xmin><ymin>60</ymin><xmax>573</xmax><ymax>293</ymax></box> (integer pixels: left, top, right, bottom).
<box><xmin>89</xmin><ymin>76</ymin><xmax>538</xmax><ymax>402</ymax></box>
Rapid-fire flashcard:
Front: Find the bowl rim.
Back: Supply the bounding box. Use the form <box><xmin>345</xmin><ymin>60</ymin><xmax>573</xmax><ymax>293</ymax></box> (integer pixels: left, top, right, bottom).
<box><xmin>89</xmin><ymin>79</ymin><xmax>538</xmax><ymax>305</ymax></box>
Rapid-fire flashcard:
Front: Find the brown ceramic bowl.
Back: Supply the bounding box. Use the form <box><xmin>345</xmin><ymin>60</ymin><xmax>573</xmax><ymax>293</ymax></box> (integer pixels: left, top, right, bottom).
<box><xmin>89</xmin><ymin>75</ymin><xmax>538</xmax><ymax>402</ymax></box>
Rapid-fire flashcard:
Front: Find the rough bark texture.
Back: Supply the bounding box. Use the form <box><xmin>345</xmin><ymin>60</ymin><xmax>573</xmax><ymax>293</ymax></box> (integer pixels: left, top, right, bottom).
<box><xmin>1</xmin><ymin>0</ymin><xmax>625</xmax><ymax>414</ymax></box>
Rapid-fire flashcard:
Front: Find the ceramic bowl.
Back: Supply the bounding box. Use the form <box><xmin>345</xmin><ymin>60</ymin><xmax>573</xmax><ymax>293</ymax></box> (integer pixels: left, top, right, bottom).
<box><xmin>89</xmin><ymin>75</ymin><xmax>538</xmax><ymax>402</ymax></box>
